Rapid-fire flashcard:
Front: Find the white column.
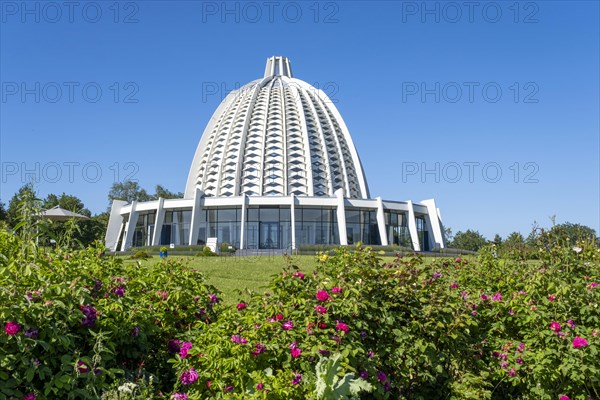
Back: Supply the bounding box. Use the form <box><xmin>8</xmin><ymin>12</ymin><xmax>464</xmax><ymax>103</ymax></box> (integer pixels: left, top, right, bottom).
<box><xmin>335</xmin><ymin>189</ymin><xmax>347</xmax><ymax>245</ymax></box>
<box><xmin>290</xmin><ymin>194</ymin><xmax>296</xmax><ymax>249</ymax></box>
<box><xmin>152</xmin><ymin>198</ymin><xmax>165</xmax><ymax>246</ymax></box>
<box><xmin>376</xmin><ymin>197</ymin><xmax>388</xmax><ymax>246</ymax></box>
<box><xmin>406</xmin><ymin>200</ymin><xmax>421</xmax><ymax>251</ymax></box>
<box><xmin>189</xmin><ymin>187</ymin><xmax>204</xmax><ymax>246</ymax></box>
<box><xmin>121</xmin><ymin>201</ymin><xmax>138</xmax><ymax>251</ymax></box>
<box><xmin>240</xmin><ymin>195</ymin><xmax>247</xmax><ymax>249</ymax></box>
<box><xmin>105</xmin><ymin>200</ymin><xmax>127</xmax><ymax>251</ymax></box>
<box><xmin>421</xmin><ymin>199</ymin><xmax>445</xmax><ymax>249</ymax></box>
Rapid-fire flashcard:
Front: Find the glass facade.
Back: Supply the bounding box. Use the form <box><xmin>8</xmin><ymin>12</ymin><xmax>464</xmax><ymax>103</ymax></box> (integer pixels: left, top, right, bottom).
<box><xmin>133</xmin><ymin>211</ymin><xmax>156</xmax><ymax>247</ymax></box>
<box><xmin>196</xmin><ymin>207</ymin><xmax>242</xmax><ymax>248</ymax></box>
<box><xmin>416</xmin><ymin>216</ymin><xmax>429</xmax><ymax>251</ymax></box>
<box><xmin>245</xmin><ymin>207</ymin><xmax>291</xmax><ymax>250</ymax></box>
<box><xmin>385</xmin><ymin>211</ymin><xmax>410</xmax><ymax>247</ymax></box>
<box><xmin>294</xmin><ymin>207</ymin><xmax>339</xmax><ymax>246</ymax></box>
<box><xmin>345</xmin><ymin>208</ymin><xmax>380</xmax><ymax>245</ymax></box>
<box><xmin>161</xmin><ymin>209</ymin><xmax>192</xmax><ymax>246</ymax></box>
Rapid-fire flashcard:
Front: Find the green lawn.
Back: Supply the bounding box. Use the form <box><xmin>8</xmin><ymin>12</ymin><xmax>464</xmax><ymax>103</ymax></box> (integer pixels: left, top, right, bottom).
<box><xmin>122</xmin><ymin>253</ymin><xmax>473</xmax><ymax>303</ymax></box>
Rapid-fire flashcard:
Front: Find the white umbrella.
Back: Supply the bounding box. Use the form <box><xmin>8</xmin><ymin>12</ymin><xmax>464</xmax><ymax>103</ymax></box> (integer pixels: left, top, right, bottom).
<box><xmin>36</xmin><ymin>206</ymin><xmax>90</xmax><ymax>221</ymax></box>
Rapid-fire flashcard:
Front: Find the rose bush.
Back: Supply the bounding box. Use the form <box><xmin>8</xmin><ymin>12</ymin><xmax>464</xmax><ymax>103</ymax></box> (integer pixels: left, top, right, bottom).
<box><xmin>1</xmin><ymin>224</ymin><xmax>599</xmax><ymax>399</ymax></box>
<box><xmin>0</xmin><ymin>230</ymin><xmax>221</xmax><ymax>399</ymax></box>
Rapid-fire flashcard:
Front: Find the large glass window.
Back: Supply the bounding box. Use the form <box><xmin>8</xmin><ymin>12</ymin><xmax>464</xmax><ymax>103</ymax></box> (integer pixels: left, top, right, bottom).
<box><xmin>197</xmin><ymin>208</ymin><xmax>241</xmax><ymax>248</ymax></box>
<box><xmin>416</xmin><ymin>216</ymin><xmax>429</xmax><ymax>251</ymax></box>
<box><xmin>161</xmin><ymin>209</ymin><xmax>191</xmax><ymax>246</ymax></box>
<box><xmin>245</xmin><ymin>207</ymin><xmax>291</xmax><ymax>250</ymax></box>
<box><xmin>385</xmin><ymin>211</ymin><xmax>410</xmax><ymax>247</ymax></box>
<box><xmin>295</xmin><ymin>207</ymin><xmax>339</xmax><ymax>246</ymax></box>
<box><xmin>345</xmin><ymin>208</ymin><xmax>380</xmax><ymax>245</ymax></box>
<box><xmin>133</xmin><ymin>211</ymin><xmax>156</xmax><ymax>247</ymax></box>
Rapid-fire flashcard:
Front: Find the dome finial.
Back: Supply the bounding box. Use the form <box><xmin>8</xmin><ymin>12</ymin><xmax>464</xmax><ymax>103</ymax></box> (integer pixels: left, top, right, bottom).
<box><xmin>264</xmin><ymin>56</ymin><xmax>293</xmax><ymax>78</ymax></box>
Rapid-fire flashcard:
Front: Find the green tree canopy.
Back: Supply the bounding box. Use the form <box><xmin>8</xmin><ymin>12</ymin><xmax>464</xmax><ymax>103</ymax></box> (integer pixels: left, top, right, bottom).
<box><xmin>450</xmin><ymin>229</ymin><xmax>488</xmax><ymax>251</ymax></box>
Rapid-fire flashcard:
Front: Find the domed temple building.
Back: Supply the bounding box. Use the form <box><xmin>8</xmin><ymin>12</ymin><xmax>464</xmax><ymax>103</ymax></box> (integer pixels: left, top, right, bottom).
<box><xmin>105</xmin><ymin>57</ymin><xmax>446</xmax><ymax>252</ymax></box>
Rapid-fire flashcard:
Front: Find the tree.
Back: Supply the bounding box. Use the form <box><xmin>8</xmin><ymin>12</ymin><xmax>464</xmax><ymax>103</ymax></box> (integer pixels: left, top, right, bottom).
<box><xmin>0</xmin><ymin>200</ymin><xmax>7</xmax><ymax>221</ymax></box>
<box><xmin>504</xmin><ymin>232</ymin><xmax>525</xmax><ymax>248</ymax></box>
<box><xmin>6</xmin><ymin>184</ymin><xmax>37</xmax><ymax>229</ymax></box>
<box><xmin>493</xmin><ymin>234</ymin><xmax>503</xmax><ymax>245</ymax></box>
<box><xmin>450</xmin><ymin>230</ymin><xmax>488</xmax><ymax>251</ymax></box>
<box><xmin>152</xmin><ymin>185</ymin><xmax>184</xmax><ymax>200</ymax></box>
<box><xmin>108</xmin><ymin>181</ymin><xmax>151</xmax><ymax>205</ymax></box>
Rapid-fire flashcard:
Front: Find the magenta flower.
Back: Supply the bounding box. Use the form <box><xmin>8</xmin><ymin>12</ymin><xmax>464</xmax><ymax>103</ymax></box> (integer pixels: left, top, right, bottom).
<box><xmin>590</xmin><ymin>282</ymin><xmax>598</xmax><ymax>288</ymax></box>
<box><xmin>224</xmin><ymin>386</ymin><xmax>234</xmax><ymax>392</ymax></box>
<box><xmin>316</xmin><ymin>290</ymin><xmax>330</xmax><ymax>302</ymax></box>
<box><xmin>566</xmin><ymin>319</ymin><xmax>576</xmax><ymax>329</ymax></box>
<box><xmin>77</xmin><ymin>361</ymin><xmax>90</xmax><ymax>373</ymax></box>
<box><xmin>450</xmin><ymin>283</ymin><xmax>459</xmax><ymax>289</ymax></box>
<box><xmin>172</xmin><ymin>393</ymin><xmax>188</xmax><ymax>400</ymax></box>
<box><xmin>114</xmin><ymin>286</ymin><xmax>125</xmax><ymax>297</ymax></box>
<box><xmin>318</xmin><ymin>322</ymin><xmax>327</xmax><ymax>329</ymax></box>
<box><xmin>180</xmin><ymin>368</ymin><xmax>199</xmax><ymax>385</ymax></box>
<box><xmin>256</xmin><ymin>383</ymin><xmax>264</xmax><ymax>390</ymax></box>
<box><xmin>291</xmin><ymin>347</ymin><xmax>302</xmax><ymax>358</ymax></box>
<box><xmin>559</xmin><ymin>396</ymin><xmax>570</xmax><ymax>400</ymax></box>
<box><xmin>507</xmin><ymin>367</ymin><xmax>517</xmax><ymax>377</ymax></box>
<box><xmin>179</xmin><ymin>341</ymin><xmax>192</xmax><ymax>358</ymax></box>
<box><xmin>572</xmin><ymin>336</ymin><xmax>588</xmax><ymax>348</ymax></box>
<box><xmin>548</xmin><ymin>295</ymin><xmax>556</xmax><ymax>301</ymax></box>
<box><xmin>231</xmin><ymin>335</ymin><xmax>248</xmax><ymax>344</ymax></box>
<box><xmin>23</xmin><ymin>394</ymin><xmax>36</xmax><ymax>400</ymax></box>
<box><xmin>518</xmin><ymin>343</ymin><xmax>524</xmax><ymax>353</ymax></box>
<box><xmin>315</xmin><ymin>305</ymin><xmax>327</xmax><ymax>314</ymax></box>
<box><xmin>4</xmin><ymin>321</ymin><xmax>21</xmax><ymax>336</ymax></box>
<box><xmin>492</xmin><ymin>292</ymin><xmax>502</xmax><ymax>301</ymax></box>
<box><xmin>236</xmin><ymin>303</ymin><xmax>247</xmax><ymax>311</ymax></box>
<box><xmin>516</xmin><ymin>357</ymin><xmax>523</xmax><ymax>364</ymax></box>
<box><xmin>432</xmin><ymin>272</ymin><xmax>442</xmax><ymax>279</ymax></box>
<box><xmin>252</xmin><ymin>342</ymin><xmax>266</xmax><ymax>356</ymax></box>
<box><xmin>331</xmin><ymin>287</ymin><xmax>342</xmax><ymax>293</ymax></box>
<box><xmin>282</xmin><ymin>320</ymin><xmax>294</xmax><ymax>330</ymax></box>
<box><xmin>480</xmin><ymin>294</ymin><xmax>489</xmax><ymax>301</ymax></box>
<box><xmin>518</xmin><ymin>290</ymin><xmax>527</xmax><ymax>295</ymax></box>
<box><xmin>292</xmin><ymin>372</ymin><xmax>302</xmax><ymax>385</ymax></box>
<box><xmin>80</xmin><ymin>305</ymin><xmax>97</xmax><ymax>328</ymax></box>
<box><xmin>293</xmin><ymin>272</ymin><xmax>305</xmax><ymax>279</ymax></box>
<box><xmin>549</xmin><ymin>321</ymin><xmax>561</xmax><ymax>332</ymax></box>
<box><xmin>377</xmin><ymin>371</ymin><xmax>387</xmax><ymax>382</ymax></box>
<box><xmin>336</xmin><ymin>322</ymin><xmax>349</xmax><ymax>333</ymax></box>
<box><xmin>209</xmin><ymin>294</ymin><xmax>219</xmax><ymax>304</ymax></box>
<box><xmin>455</xmin><ymin>257</ymin><xmax>461</xmax><ymax>263</ymax></box>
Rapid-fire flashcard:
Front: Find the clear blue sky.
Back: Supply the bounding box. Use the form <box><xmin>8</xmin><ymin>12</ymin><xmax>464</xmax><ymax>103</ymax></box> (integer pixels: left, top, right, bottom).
<box><xmin>1</xmin><ymin>0</ymin><xmax>598</xmax><ymax>239</ymax></box>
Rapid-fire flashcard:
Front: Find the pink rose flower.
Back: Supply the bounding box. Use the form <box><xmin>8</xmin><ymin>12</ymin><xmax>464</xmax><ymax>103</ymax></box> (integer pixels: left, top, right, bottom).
<box><xmin>316</xmin><ymin>290</ymin><xmax>329</xmax><ymax>302</ymax></box>
<box><xmin>336</xmin><ymin>322</ymin><xmax>349</xmax><ymax>333</ymax></box>
<box><xmin>548</xmin><ymin>295</ymin><xmax>556</xmax><ymax>301</ymax></box>
<box><xmin>293</xmin><ymin>272</ymin><xmax>305</xmax><ymax>279</ymax></box>
<box><xmin>315</xmin><ymin>305</ymin><xmax>327</xmax><ymax>314</ymax></box>
<box><xmin>180</xmin><ymin>368</ymin><xmax>199</xmax><ymax>385</ymax></box>
<box><xmin>4</xmin><ymin>321</ymin><xmax>21</xmax><ymax>336</ymax></box>
<box><xmin>572</xmin><ymin>336</ymin><xmax>588</xmax><ymax>349</ymax></box>
<box><xmin>331</xmin><ymin>287</ymin><xmax>342</xmax><ymax>293</ymax></box>
<box><xmin>549</xmin><ymin>321</ymin><xmax>561</xmax><ymax>332</ymax></box>
<box><xmin>291</xmin><ymin>347</ymin><xmax>302</xmax><ymax>358</ymax></box>
<box><xmin>559</xmin><ymin>396</ymin><xmax>570</xmax><ymax>400</ymax></box>
<box><xmin>236</xmin><ymin>303</ymin><xmax>247</xmax><ymax>311</ymax></box>
<box><xmin>282</xmin><ymin>320</ymin><xmax>294</xmax><ymax>330</ymax></box>
<box><xmin>179</xmin><ymin>341</ymin><xmax>192</xmax><ymax>358</ymax></box>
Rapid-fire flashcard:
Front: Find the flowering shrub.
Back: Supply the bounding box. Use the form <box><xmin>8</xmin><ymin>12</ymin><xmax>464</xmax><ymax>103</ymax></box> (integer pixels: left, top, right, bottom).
<box><xmin>170</xmin><ymin>243</ymin><xmax>600</xmax><ymax>399</ymax></box>
<box><xmin>1</xmin><ymin>226</ymin><xmax>599</xmax><ymax>399</ymax></box>
<box><xmin>0</xmin><ymin>230</ymin><xmax>221</xmax><ymax>399</ymax></box>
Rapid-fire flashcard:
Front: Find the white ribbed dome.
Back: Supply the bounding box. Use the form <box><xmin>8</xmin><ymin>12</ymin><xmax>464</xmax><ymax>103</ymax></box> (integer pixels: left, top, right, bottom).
<box><xmin>185</xmin><ymin>56</ymin><xmax>370</xmax><ymax>199</ymax></box>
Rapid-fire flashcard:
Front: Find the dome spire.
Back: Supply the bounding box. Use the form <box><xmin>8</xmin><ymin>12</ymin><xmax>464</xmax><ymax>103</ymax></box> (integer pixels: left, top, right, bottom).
<box><xmin>264</xmin><ymin>56</ymin><xmax>293</xmax><ymax>78</ymax></box>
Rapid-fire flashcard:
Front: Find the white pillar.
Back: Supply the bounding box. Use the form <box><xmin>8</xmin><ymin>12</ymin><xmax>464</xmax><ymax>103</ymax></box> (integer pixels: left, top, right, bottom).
<box><xmin>335</xmin><ymin>189</ymin><xmax>347</xmax><ymax>245</ymax></box>
<box><xmin>189</xmin><ymin>187</ymin><xmax>204</xmax><ymax>246</ymax></box>
<box><xmin>240</xmin><ymin>195</ymin><xmax>247</xmax><ymax>249</ymax></box>
<box><xmin>105</xmin><ymin>200</ymin><xmax>127</xmax><ymax>251</ymax></box>
<box><xmin>421</xmin><ymin>199</ymin><xmax>445</xmax><ymax>249</ymax></box>
<box><xmin>152</xmin><ymin>198</ymin><xmax>165</xmax><ymax>246</ymax></box>
<box><xmin>121</xmin><ymin>201</ymin><xmax>138</xmax><ymax>251</ymax></box>
<box><xmin>290</xmin><ymin>194</ymin><xmax>296</xmax><ymax>249</ymax></box>
<box><xmin>376</xmin><ymin>197</ymin><xmax>388</xmax><ymax>246</ymax></box>
<box><xmin>406</xmin><ymin>200</ymin><xmax>421</xmax><ymax>251</ymax></box>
